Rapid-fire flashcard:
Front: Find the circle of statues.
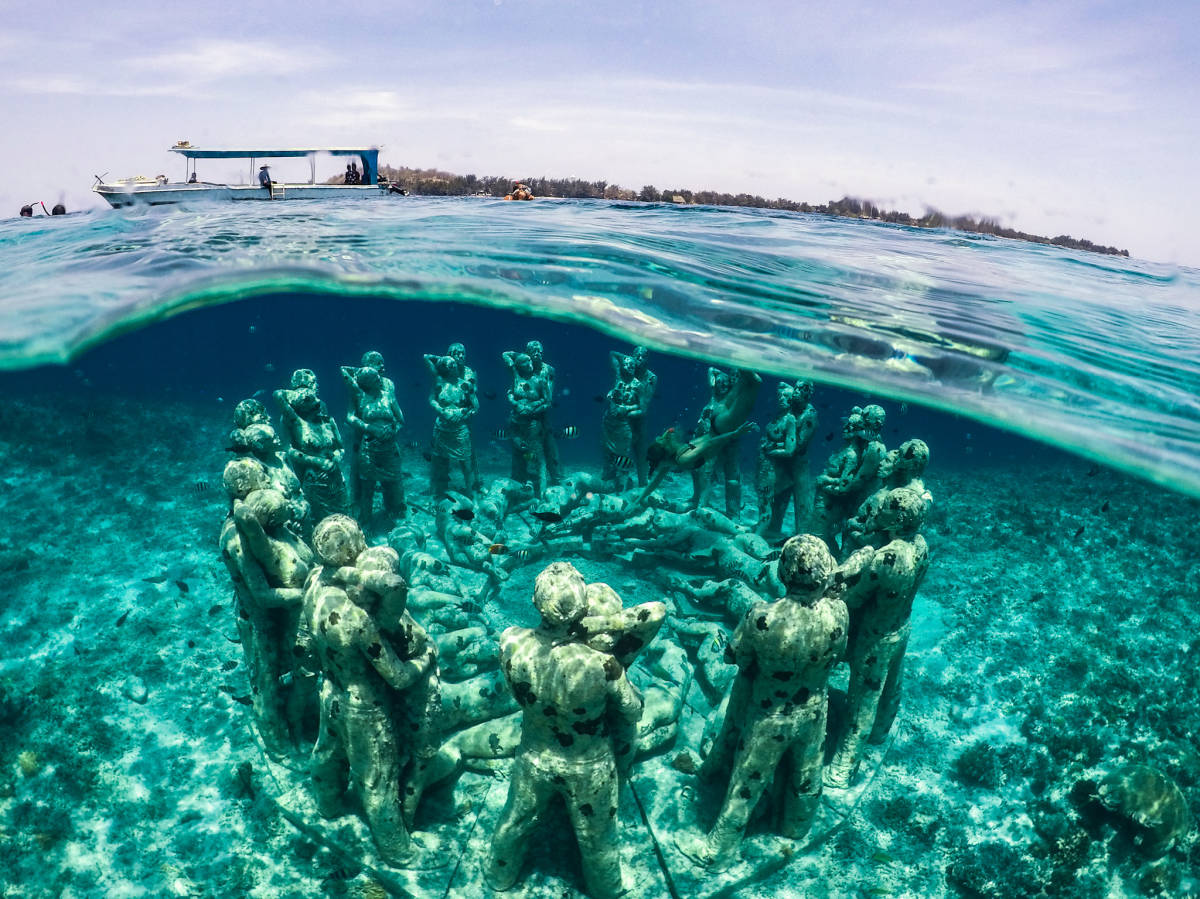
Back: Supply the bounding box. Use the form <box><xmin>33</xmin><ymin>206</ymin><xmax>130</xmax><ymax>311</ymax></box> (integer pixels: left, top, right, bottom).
<box><xmin>218</xmin><ymin>339</ymin><xmax>932</xmax><ymax>895</ymax></box>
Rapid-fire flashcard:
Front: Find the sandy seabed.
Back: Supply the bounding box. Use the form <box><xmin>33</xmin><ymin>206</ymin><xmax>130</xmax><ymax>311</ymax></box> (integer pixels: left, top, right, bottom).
<box><xmin>1</xmin><ymin>393</ymin><xmax>1198</xmax><ymax>899</ymax></box>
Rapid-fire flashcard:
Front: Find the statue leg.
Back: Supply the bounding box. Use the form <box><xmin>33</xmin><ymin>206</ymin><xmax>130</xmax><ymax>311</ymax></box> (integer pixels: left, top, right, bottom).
<box><xmin>344</xmin><ymin>705</ymin><xmax>411</xmax><ymax>866</ymax></box>
<box><xmin>381</xmin><ymin>476</ymin><xmax>406</xmax><ymax>517</ymax></box>
<box><xmin>309</xmin><ymin>682</ymin><xmax>350</xmax><ymax>818</ymax></box>
<box><xmin>430</xmin><ymin>455</ymin><xmax>450</xmax><ymax>499</ymax></box>
<box><xmin>484</xmin><ymin>754</ymin><xmax>552</xmax><ymax>890</ymax></box>
<box><xmin>754</xmin><ymin>455</ymin><xmax>775</xmax><ymax>536</ymax></box>
<box><xmin>631</xmin><ymin>419</ymin><xmax>648</xmax><ymax>487</ymax></box>
<box><xmin>869</xmin><ymin>629</ymin><xmax>909</xmax><ymax>744</ymax></box>
<box><xmin>826</xmin><ymin>640</ymin><xmax>892</xmax><ymax>788</ymax></box>
<box><xmin>238</xmin><ymin>614</ymin><xmax>290</xmax><ymax>757</ymax></box>
<box><xmin>565</xmin><ymin>756</ymin><xmax>625</xmax><ymax>899</ymax></box>
<box><xmin>779</xmin><ymin>704</ymin><xmax>826</xmax><ymax>839</ymax></box>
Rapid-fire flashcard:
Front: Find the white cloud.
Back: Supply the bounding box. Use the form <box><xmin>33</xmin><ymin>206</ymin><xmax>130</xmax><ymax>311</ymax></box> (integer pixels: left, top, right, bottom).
<box><xmin>124</xmin><ymin>39</ymin><xmax>335</xmax><ymax>79</ymax></box>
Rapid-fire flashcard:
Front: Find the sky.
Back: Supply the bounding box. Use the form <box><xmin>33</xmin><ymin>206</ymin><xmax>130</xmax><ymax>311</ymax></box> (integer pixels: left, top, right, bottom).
<box><xmin>2</xmin><ymin>0</ymin><xmax>1198</xmax><ymax>264</ymax></box>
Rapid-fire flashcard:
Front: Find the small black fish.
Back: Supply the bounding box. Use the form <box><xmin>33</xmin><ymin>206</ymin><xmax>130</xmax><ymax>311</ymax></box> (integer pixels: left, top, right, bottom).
<box><xmin>421</xmin><ymin>451</ymin><xmax>433</xmax><ymax>462</ymax></box>
<box><xmin>407</xmin><ymin>440</ymin><xmax>423</xmax><ymax>450</ymax></box>
<box><xmin>187</xmin><ymin>640</ymin><xmax>196</xmax><ymax>648</ymax></box>
<box><xmin>824</xmin><ymin>432</ymin><xmax>835</xmax><ymax>441</ymax></box>
<box><xmin>218</xmin><ymin>684</ymin><xmax>236</xmax><ymax>695</ymax></box>
<box><xmin>482</xmin><ymin>390</ymin><xmax>498</xmax><ymax>400</ymax></box>
<box><xmin>175</xmin><ymin>580</ymin><xmax>189</xmax><ymax>594</ymax></box>
<box><xmin>592</xmin><ymin>394</ymin><xmax>606</xmax><ymax>403</ymax></box>
<box><xmin>764</xmin><ymin>550</ymin><xmax>782</xmax><ymax>562</ymax></box>
<box><xmin>220</xmin><ymin>660</ymin><xmax>239</xmax><ymax>672</ymax></box>
<box><xmin>609</xmin><ymin>455</ymin><xmax>634</xmax><ymax>471</ymax></box>
<box><xmin>461</xmin><ymin>600</ymin><xmax>482</xmax><ymax>614</ymax></box>
<box><xmin>531</xmin><ymin>510</ymin><xmax>564</xmax><ymax>523</ymax></box>
<box><xmin>208</xmin><ymin>604</ymin><xmax>223</xmax><ymax>615</ymax></box>
<box><xmin>115</xmin><ymin>610</ymin><xmax>129</xmax><ymax>627</ymax></box>
<box><xmin>495</xmin><ymin>428</ymin><xmax>509</xmax><ymax>439</ymax></box>
<box><xmin>193</xmin><ymin>480</ymin><xmax>211</xmax><ymax>494</ymax></box>
<box><xmin>1073</xmin><ymin>525</ymin><xmax>1085</xmax><ymax>539</ymax></box>
<box><xmin>224</xmin><ymin>634</ymin><xmax>242</xmax><ymax>644</ymax></box>
<box><xmin>1086</xmin><ymin>465</ymin><xmax>1101</xmax><ymax>476</ymax></box>
<box><xmin>452</xmin><ymin>507</ymin><xmax>475</xmax><ymax>521</ymax></box>
<box><xmin>1101</xmin><ymin>501</ymin><xmax>1110</xmax><ymax>512</ymax></box>
<box><xmin>143</xmin><ymin>575</ymin><xmax>167</xmax><ymax>584</ymax></box>
<box><xmin>558</xmin><ymin>425</ymin><xmax>579</xmax><ymax>439</ymax></box>
<box><xmin>232</xmin><ymin>695</ymin><xmax>253</xmax><ymax>706</ymax></box>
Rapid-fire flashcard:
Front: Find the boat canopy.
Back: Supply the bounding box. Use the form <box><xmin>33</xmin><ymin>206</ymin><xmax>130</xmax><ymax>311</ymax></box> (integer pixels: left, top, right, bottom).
<box><xmin>168</xmin><ymin>146</ymin><xmax>380</xmax><ymax>185</ymax></box>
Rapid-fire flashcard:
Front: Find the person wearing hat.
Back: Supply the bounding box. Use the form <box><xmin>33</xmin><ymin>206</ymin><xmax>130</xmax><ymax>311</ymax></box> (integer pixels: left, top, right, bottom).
<box><xmin>258</xmin><ymin>165</ymin><xmax>272</xmax><ymax>191</ymax></box>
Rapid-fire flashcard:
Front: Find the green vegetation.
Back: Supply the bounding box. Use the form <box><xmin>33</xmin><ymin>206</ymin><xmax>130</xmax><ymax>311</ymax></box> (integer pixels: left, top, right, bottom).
<box><xmin>365</xmin><ymin>165</ymin><xmax>1131</xmax><ymax>257</ymax></box>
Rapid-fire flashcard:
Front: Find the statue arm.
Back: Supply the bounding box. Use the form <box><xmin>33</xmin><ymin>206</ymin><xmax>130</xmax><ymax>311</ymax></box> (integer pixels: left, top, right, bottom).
<box><xmin>389</xmin><ymin>396</ymin><xmax>405</xmax><ymax>428</ymax></box>
<box><xmin>795</xmin><ymin>407</ymin><xmax>817</xmax><ymax>452</ymax></box>
<box><xmin>607</xmin><ymin>660</ymin><xmax>645</xmax><ymax>724</ymax></box>
<box><xmin>349</xmin><ymin>609</ymin><xmax>428</xmax><ymax>691</ymax></box>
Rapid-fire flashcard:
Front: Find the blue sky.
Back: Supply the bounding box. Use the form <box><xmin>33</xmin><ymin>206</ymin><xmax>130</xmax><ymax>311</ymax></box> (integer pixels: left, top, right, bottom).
<box><xmin>3</xmin><ymin>0</ymin><xmax>1198</xmax><ymax>263</ymax></box>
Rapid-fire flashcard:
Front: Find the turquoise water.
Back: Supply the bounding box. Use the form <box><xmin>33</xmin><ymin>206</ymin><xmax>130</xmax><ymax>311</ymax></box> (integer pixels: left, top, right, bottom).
<box><xmin>3</xmin><ymin>198</ymin><xmax>1198</xmax><ymax>495</ymax></box>
<box><xmin>2</xmin><ymin>199</ymin><xmax>1199</xmax><ymax>898</ymax></box>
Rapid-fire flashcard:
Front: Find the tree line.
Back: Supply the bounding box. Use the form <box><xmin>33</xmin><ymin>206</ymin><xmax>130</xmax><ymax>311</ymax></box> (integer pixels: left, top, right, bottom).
<box><xmin>365</xmin><ymin>165</ymin><xmax>1129</xmax><ymax>257</ymax></box>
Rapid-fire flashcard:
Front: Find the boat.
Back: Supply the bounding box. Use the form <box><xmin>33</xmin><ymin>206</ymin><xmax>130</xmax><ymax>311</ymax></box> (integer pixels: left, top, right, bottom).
<box><xmin>93</xmin><ymin>142</ymin><xmax>405</xmax><ymax>208</ymax></box>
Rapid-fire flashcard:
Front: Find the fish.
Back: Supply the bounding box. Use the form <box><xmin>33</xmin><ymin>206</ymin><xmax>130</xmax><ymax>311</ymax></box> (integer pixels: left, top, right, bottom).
<box><xmin>482</xmin><ymin>390</ymin><xmax>498</xmax><ymax>400</ymax></box>
<box><xmin>513</xmin><ymin>549</ymin><xmax>534</xmax><ymax>561</ymax></box>
<box><xmin>232</xmin><ymin>695</ymin><xmax>253</xmax><ymax>706</ymax></box>
<box><xmin>710</xmin><ymin>632</ymin><xmax>727</xmax><ymax>652</ymax></box>
<box><xmin>824</xmin><ymin>432</ymin><xmax>835</xmax><ymax>441</ymax></box>
<box><xmin>407</xmin><ymin>440</ymin><xmax>424</xmax><ymax>450</ymax></box>
<box><xmin>530</xmin><ymin>510</ymin><xmax>564</xmax><ymax>523</ymax></box>
<box><xmin>220</xmin><ymin>660</ymin><xmax>238</xmax><ymax>672</ymax></box>
<box><xmin>224</xmin><ymin>634</ymin><xmax>242</xmax><ymax>644</ymax></box>
<box><xmin>592</xmin><ymin>395</ymin><xmax>606</xmax><ymax>403</ymax></box>
<box><xmin>193</xmin><ymin>480</ymin><xmax>211</xmax><ymax>494</ymax></box>
<box><xmin>1073</xmin><ymin>525</ymin><xmax>1085</xmax><ymax>539</ymax></box>
<box><xmin>1086</xmin><ymin>464</ymin><xmax>1101</xmax><ymax>476</ymax></box>
<box><xmin>421</xmin><ymin>451</ymin><xmax>433</xmax><ymax>462</ymax></box>
<box><xmin>609</xmin><ymin>455</ymin><xmax>634</xmax><ymax>471</ymax></box>
<box><xmin>764</xmin><ymin>550</ymin><xmax>783</xmax><ymax>562</ymax></box>
<box><xmin>452</xmin><ymin>507</ymin><xmax>475</xmax><ymax>521</ymax></box>
<box><xmin>143</xmin><ymin>575</ymin><xmax>167</xmax><ymax>584</ymax></box>
<box><xmin>208</xmin><ymin>604</ymin><xmax>223</xmax><ymax>615</ymax></box>
<box><xmin>558</xmin><ymin>426</ymin><xmax>579</xmax><ymax>439</ymax></box>
<box><xmin>488</xmin><ymin>543</ymin><xmax>508</xmax><ymax>555</ymax></box>
<box><xmin>175</xmin><ymin>580</ymin><xmax>189</xmax><ymax>594</ymax></box>
<box><xmin>871</xmin><ymin>851</ymin><xmax>895</xmax><ymax>864</ymax></box>
<box><xmin>1101</xmin><ymin>501</ymin><xmax>1111</xmax><ymax>512</ymax></box>
<box><xmin>218</xmin><ymin>684</ymin><xmax>236</xmax><ymax>695</ymax></box>
<box><xmin>115</xmin><ymin>610</ymin><xmax>129</xmax><ymax>627</ymax></box>
<box><xmin>495</xmin><ymin>428</ymin><xmax>509</xmax><ymax>439</ymax></box>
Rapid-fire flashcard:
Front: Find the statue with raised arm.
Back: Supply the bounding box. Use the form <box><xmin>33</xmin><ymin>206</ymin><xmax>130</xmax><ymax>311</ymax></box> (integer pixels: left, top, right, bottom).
<box><xmin>219</xmin><ymin>487</ymin><xmax>314</xmax><ymax>757</ymax></box>
<box><xmin>340</xmin><ymin>351</ymin><xmax>395</xmax><ymax>510</ymax></box>
<box><xmin>825</xmin><ymin>487</ymin><xmax>929</xmax><ymax>788</ymax></box>
<box><xmin>755</xmin><ymin>380</ymin><xmax>817</xmax><ymax>539</ymax></box>
<box><xmin>343</xmin><ymin>363</ymin><xmax>407</xmax><ymax>527</ymax></box>
<box><xmin>502</xmin><ymin>351</ymin><xmax>551</xmax><ymax>496</ymax></box>
<box><xmin>484</xmin><ymin>563</ymin><xmax>644</xmax><ymax>898</ymax></box>
<box><xmin>610</xmin><ymin>346</ymin><xmax>657</xmax><ymax>486</ymax></box>
<box><xmin>274</xmin><ymin>372</ymin><xmax>348</xmax><ymax>522</ymax></box>
<box><xmin>425</xmin><ymin>355</ymin><xmax>479</xmax><ymax>499</ymax></box>
<box><xmin>506</xmin><ymin>340</ymin><xmax>561</xmax><ymax>485</ymax></box>
<box><xmin>636</xmin><ymin>419</ymin><xmax>757</xmax><ymax>510</ymax></box>
<box><xmin>600</xmin><ymin>375</ymin><xmax>641</xmax><ymax>489</ymax></box>
<box><xmin>692</xmin><ymin>367</ymin><xmax>762</xmax><ymax>518</ymax></box>
<box><xmin>813</xmin><ymin>404</ymin><xmax>886</xmax><ymax>556</ymax></box>
<box><xmin>229</xmin><ymin>420</ymin><xmax>310</xmax><ymax>529</ymax></box>
<box><xmin>677</xmin><ymin>534</ymin><xmax>847</xmax><ymax>870</ymax></box>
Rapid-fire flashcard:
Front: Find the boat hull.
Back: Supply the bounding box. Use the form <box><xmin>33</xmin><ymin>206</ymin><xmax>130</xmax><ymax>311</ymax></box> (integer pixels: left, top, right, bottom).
<box><xmin>93</xmin><ymin>183</ymin><xmax>393</xmax><ymax>208</ymax></box>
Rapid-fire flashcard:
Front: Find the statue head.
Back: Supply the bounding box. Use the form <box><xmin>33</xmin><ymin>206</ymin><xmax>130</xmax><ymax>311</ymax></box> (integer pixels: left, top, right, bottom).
<box><xmin>842</xmin><ymin>410</ymin><xmax>864</xmax><ymax>440</ymax></box>
<box><xmin>778</xmin><ymin>534</ymin><xmax>836</xmax><ymax>600</ymax></box>
<box><xmin>290</xmin><ymin>368</ymin><xmax>318</xmax><ymax>390</ymax></box>
<box><xmin>360</xmin><ymin>350</ymin><xmax>386</xmax><ymax>373</ymax></box>
<box><xmin>869</xmin><ymin>487</ymin><xmax>927</xmax><ymax>538</ymax></box>
<box><xmin>243</xmin><ymin>422</ymin><xmax>281</xmax><ymax>454</ymax></box>
<box><xmin>313</xmin><ymin>514</ymin><xmax>367</xmax><ymax>568</ymax></box>
<box><xmin>791</xmin><ymin>380</ymin><xmax>814</xmax><ymax>406</ymax></box>
<box><xmin>882</xmin><ymin>439</ymin><xmax>930</xmax><ymax>481</ymax></box>
<box><xmin>859</xmin><ymin>404</ymin><xmax>886</xmax><ymax>437</ymax></box>
<box><xmin>533</xmin><ymin>562</ymin><xmax>588</xmax><ymax>632</ymax></box>
<box><xmin>525</xmin><ymin>340</ymin><xmax>544</xmax><ymax>364</ymax></box>
<box><xmin>511</xmin><ymin>353</ymin><xmax>534</xmax><ymax>377</ymax></box>
<box><xmin>709</xmin><ymin>369</ymin><xmax>731</xmax><ymax>398</ymax></box>
<box><xmin>776</xmin><ymin>381</ymin><xmax>795</xmax><ymax>410</ymax></box>
<box><xmin>447</xmin><ymin>343</ymin><xmax>467</xmax><ymax>365</ymax></box>
<box><xmin>632</xmin><ymin>346</ymin><xmax>649</xmax><ymax>370</ymax></box>
<box><xmin>233</xmin><ymin>398</ymin><xmax>268</xmax><ymax>429</ymax></box>
<box><xmin>222</xmin><ymin>457</ymin><xmax>269</xmax><ymax>499</ymax></box>
<box><xmin>244</xmin><ymin>487</ymin><xmax>289</xmax><ymax>529</ymax></box>
<box><xmin>292</xmin><ymin>387</ymin><xmax>321</xmax><ymax>417</ymax></box>
<box><xmin>356</xmin><ymin>366</ymin><xmax>382</xmax><ymax>393</ymax></box>
<box><xmin>437</xmin><ymin>355</ymin><xmax>462</xmax><ymax>379</ymax></box>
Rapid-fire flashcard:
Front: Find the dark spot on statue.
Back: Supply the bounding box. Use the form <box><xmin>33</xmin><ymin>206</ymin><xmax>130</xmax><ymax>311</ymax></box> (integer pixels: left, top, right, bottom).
<box><xmin>496</xmin><ymin>859</ymin><xmax>507</xmax><ymax>867</ymax></box>
<box><xmin>331</xmin><ymin>700</ymin><xmax>341</xmax><ymax>717</ymax></box>
<box><xmin>750</xmin><ymin>770</ymin><xmax>762</xmax><ymax>780</ymax></box>
<box><xmin>810</xmin><ymin>653</ymin><xmax>818</xmax><ymax>662</ymax></box>
<box><xmin>774</xmin><ymin>689</ymin><xmax>788</xmax><ymax>698</ymax></box>
<box><xmin>405</xmin><ymin>786</ymin><xmax>416</xmax><ymax>795</ymax></box>
<box><xmin>799</xmin><ymin>778</ymin><xmax>812</xmax><ymax>792</ymax></box>
<box><xmin>328</xmin><ymin>611</ymin><xmax>340</xmax><ymax>625</ymax></box>
<box><xmin>760</xmin><ymin>698</ymin><xmax>772</xmax><ymax>709</ymax></box>
<box><xmin>737</xmin><ymin>739</ymin><xmax>746</xmax><ymax>751</ymax></box>
<box><xmin>573</xmin><ymin>716</ymin><xmax>604</xmax><ymax>736</ymax></box>
<box><xmin>869</xmin><ymin>572</ymin><xmax>879</xmax><ymax>580</ymax></box>
<box><xmin>552</xmin><ymin>774</ymin><xmax>566</xmax><ymax>785</ymax></box>
<box><xmin>579</xmin><ymin>803</ymin><xmax>595</xmax><ymax>817</ymax></box>
<box><xmin>488</xmin><ymin>733</ymin><xmax>502</xmax><ymax>755</ymax></box>
<box><xmin>782</xmin><ymin>702</ymin><xmax>795</xmax><ymax>715</ymax></box>
<box><xmin>756</xmin><ymin>615</ymin><xmax>768</xmax><ymax>631</ymax></box>
<box><xmin>410</xmin><ymin>722</ymin><xmax>420</xmax><ymax>731</ymax></box>
<box><xmin>240</xmin><ymin>608</ymin><xmax>250</xmax><ymax>620</ymax></box>
<box><xmin>773</xmin><ymin>734</ymin><xmax>785</xmax><ymax>743</ymax></box>
<box><xmin>513</xmin><ymin>681</ymin><xmax>536</xmax><ymax>706</ymax></box>
<box><xmin>609</xmin><ymin>805</ymin><xmax>617</xmax><ymax>818</ymax></box>
<box><xmin>738</xmin><ymin>787</ymin><xmax>752</xmax><ymax>799</ymax></box>
<box><xmin>637</xmin><ymin>608</ymin><xmax>650</xmax><ymax>622</ymax></box>
<box><xmin>367</xmin><ymin>642</ymin><xmax>382</xmax><ymax>659</ymax></box>
<box><xmin>543</xmin><ymin>705</ymin><xmax>558</xmax><ymax>716</ymax></box>
<box><xmin>865</xmin><ymin>655</ymin><xmax>877</xmax><ymax>667</ymax></box>
<box><xmin>573</xmin><ymin>706</ymin><xmax>587</xmax><ymax>715</ymax></box>
<box><xmin>771</xmin><ymin>670</ymin><xmax>793</xmax><ymax>681</ymax></box>
<box><xmin>831</xmin><ymin>627</ymin><xmax>842</xmax><ymax>640</ymax></box>
<box><xmin>603</xmin><ymin>657</ymin><xmax>621</xmax><ymax>681</ymax></box>
<box><xmin>611</xmin><ymin>632</ymin><xmax>644</xmax><ymax>659</ymax></box>
<box><xmin>556</xmin><ymin>732</ymin><xmax>575</xmax><ymax>748</ymax></box>
<box><xmin>793</xmin><ymin>687</ymin><xmax>811</xmax><ymax>703</ymax></box>
<box><xmin>865</xmin><ymin>677</ymin><xmax>883</xmax><ymax>691</ymax></box>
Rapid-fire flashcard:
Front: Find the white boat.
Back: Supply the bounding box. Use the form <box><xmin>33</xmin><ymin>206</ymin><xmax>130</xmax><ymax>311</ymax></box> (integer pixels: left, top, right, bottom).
<box><xmin>93</xmin><ymin>143</ymin><xmax>405</xmax><ymax>208</ymax></box>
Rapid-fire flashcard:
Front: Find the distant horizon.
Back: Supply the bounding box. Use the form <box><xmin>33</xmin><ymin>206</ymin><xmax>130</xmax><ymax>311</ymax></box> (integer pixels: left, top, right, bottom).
<box><xmin>3</xmin><ymin>1</ymin><xmax>1198</xmax><ymax>266</ymax></box>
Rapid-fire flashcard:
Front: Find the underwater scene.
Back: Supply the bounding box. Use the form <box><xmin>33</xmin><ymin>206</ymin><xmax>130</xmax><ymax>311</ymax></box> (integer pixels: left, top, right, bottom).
<box><xmin>1</xmin><ymin>200</ymin><xmax>1198</xmax><ymax>899</ymax></box>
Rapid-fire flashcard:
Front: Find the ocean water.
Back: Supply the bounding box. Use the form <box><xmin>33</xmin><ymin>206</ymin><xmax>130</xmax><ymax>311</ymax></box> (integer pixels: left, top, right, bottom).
<box><xmin>0</xmin><ymin>198</ymin><xmax>1198</xmax><ymax>898</ymax></box>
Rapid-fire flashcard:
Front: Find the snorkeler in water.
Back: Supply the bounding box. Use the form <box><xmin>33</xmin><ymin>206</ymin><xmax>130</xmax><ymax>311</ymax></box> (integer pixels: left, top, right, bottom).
<box><xmin>635</xmin><ymin>420</ymin><xmax>758</xmax><ymax>509</ymax></box>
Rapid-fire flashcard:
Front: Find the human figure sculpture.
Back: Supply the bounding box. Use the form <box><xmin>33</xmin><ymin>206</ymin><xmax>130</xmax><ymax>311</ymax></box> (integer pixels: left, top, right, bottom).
<box><xmin>503</xmin><ymin>352</ymin><xmax>551</xmax><ymax>496</ymax></box>
<box><xmin>484</xmin><ymin>563</ymin><xmax>644</xmax><ymax>898</ymax></box>
<box><xmin>843</xmin><ymin>438</ymin><xmax>931</xmax><ymax>554</ymax></box>
<box><xmin>344</xmin><ymin>364</ymin><xmax>406</xmax><ymax>527</ymax></box>
<box><xmin>825</xmin><ymin>487</ymin><xmax>929</xmax><ymax>789</ymax></box>
<box><xmin>693</xmin><ymin>368</ymin><xmax>762</xmax><ymax>519</ymax></box>
<box><xmin>230</xmin><ymin>422</ymin><xmax>310</xmax><ymax>529</ymax></box>
<box><xmin>301</xmin><ymin>515</ymin><xmax>429</xmax><ymax>866</ymax></box>
<box><xmin>521</xmin><ymin>340</ymin><xmax>562</xmax><ymax>484</ymax></box>
<box><xmin>435</xmin><ymin>500</ymin><xmax>509</xmax><ymax>593</ymax></box>
<box><xmin>222</xmin><ymin>457</ymin><xmax>270</xmax><ymax>506</ymax></box>
<box><xmin>340</xmin><ymin>351</ymin><xmax>396</xmax><ymax>509</ymax></box>
<box><xmin>219</xmin><ymin>487</ymin><xmax>314</xmax><ymax>757</ymax></box>
<box><xmin>600</xmin><ymin>375</ymin><xmax>641</xmax><ymax>489</ymax></box>
<box><xmin>610</xmin><ymin>346</ymin><xmax>657</xmax><ymax>486</ymax></box>
<box><xmin>425</xmin><ymin>355</ymin><xmax>479</xmax><ymax>499</ymax></box>
<box><xmin>274</xmin><ymin>373</ymin><xmax>348</xmax><ymax>522</ymax></box>
<box><xmin>755</xmin><ymin>380</ymin><xmax>818</xmax><ymax>539</ymax></box>
<box><xmin>813</xmin><ymin>405</ymin><xmax>886</xmax><ymax>557</ymax></box>
<box><xmin>677</xmin><ymin>534</ymin><xmax>848</xmax><ymax>869</ymax></box>
<box><xmin>432</xmin><ymin>343</ymin><xmax>481</xmax><ymax>490</ymax></box>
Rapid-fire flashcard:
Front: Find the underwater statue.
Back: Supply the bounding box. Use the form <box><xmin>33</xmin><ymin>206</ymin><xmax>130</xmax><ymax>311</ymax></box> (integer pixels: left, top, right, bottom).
<box><xmin>503</xmin><ymin>351</ymin><xmax>551</xmax><ymax>496</ymax></box>
<box><xmin>755</xmin><ymin>380</ymin><xmax>818</xmax><ymax>540</ymax></box>
<box><xmin>232</xmin><ymin>397</ymin><xmax>270</xmax><ymax>431</ymax></box>
<box><xmin>505</xmin><ymin>340</ymin><xmax>561</xmax><ymax>485</ymax></box>
<box><xmin>610</xmin><ymin>346</ymin><xmax>657</xmax><ymax>486</ymax></box>
<box><xmin>814</xmin><ymin>405</ymin><xmax>886</xmax><ymax>556</ymax></box>
<box><xmin>221</xmin><ymin>456</ymin><xmax>270</xmax><ymax>504</ymax></box>
<box><xmin>343</xmin><ymin>363</ymin><xmax>407</xmax><ymax>527</ymax></box>
<box><xmin>425</xmin><ymin>354</ymin><xmax>479</xmax><ymax>499</ymax></box>
<box><xmin>300</xmin><ymin>515</ymin><xmax>429</xmax><ymax>866</ymax></box>
<box><xmin>219</xmin><ymin>487</ymin><xmax>315</xmax><ymax>758</ymax></box>
<box><xmin>599</xmin><ymin>375</ymin><xmax>641</xmax><ymax>490</ymax></box>
<box><xmin>435</xmin><ymin>498</ymin><xmax>509</xmax><ymax>594</ymax></box>
<box><xmin>340</xmin><ymin>351</ymin><xmax>396</xmax><ymax>509</ymax></box>
<box><xmin>692</xmin><ymin>367</ymin><xmax>763</xmax><ymax>519</ymax></box>
<box><xmin>484</xmin><ymin>562</ymin><xmax>644</xmax><ymax>898</ymax></box>
<box><xmin>229</xmin><ymin>421</ymin><xmax>310</xmax><ymax>529</ymax></box>
<box><xmin>677</xmin><ymin>534</ymin><xmax>847</xmax><ymax>870</ymax></box>
<box><xmin>843</xmin><ymin>438</ymin><xmax>931</xmax><ymax>554</ymax></box>
<box><xmin>825</xmin><ymin>487</ymin><xmax>930</xmax><ymax>789</ymax></box>
<box><xmin>274</xmin><ymin>373</ymin><xmax>348</xmax><ymax>523</ymax></box>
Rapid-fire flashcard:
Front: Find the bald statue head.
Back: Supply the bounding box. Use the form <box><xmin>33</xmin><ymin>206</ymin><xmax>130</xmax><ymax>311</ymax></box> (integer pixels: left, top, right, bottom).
<box><xmin>778</xmin><ymin>534</ymin><xmax>836</xmax><ymax>603</ymax></box>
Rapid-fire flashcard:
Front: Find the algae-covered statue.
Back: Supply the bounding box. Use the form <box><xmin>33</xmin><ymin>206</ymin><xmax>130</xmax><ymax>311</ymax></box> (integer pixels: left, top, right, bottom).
<box><xmin>300</xmin><ymin>515</ymin><xmax>431</xmax><ymax>866</ymax></box>
<box><xmin>814</xmin><ymin>405</ymin><xmax>886</xmax><ymax>556</ymax></box>
<box><xmin>677</xmin><ymin>534</ymin><xmax>847</xmax><ymax>870</ymax></box>
<box><xmin>229</xmin><ymin>421</ymin><xmax>310</xmax><ymax>529</ymax></box>
<box><xmin>599</xmin><ymin>375</ymin><xmax>641</xmax><ymax>489</ymax></box>
<box><xmin>274</xmin><ymin>372</ymin><xmax>348</xmax><ymax>522</ymax></box>
<box><xmin>843</xmin><ymin>438</ymin><xmax>931</xmax><ymax>555</ymax></box>
<box><xmin>524</xmin><ymin>340</ymin><xmax>562</xmax><ymax>485</ymax></box>
<box><xmin>219</xmin><ymin>487</ymin><xmax>315</xmax><ymax>757</ymax></box>
<box><xmin>484</xmin><ymin>562</ymin><xmax>644</xmax><ymax>898</ymax></box>
<box><xmin>609</xmin><ymin>346</ymin><xmax>657</xmax><ymax>486</ymax></box>
<box><xmin>425</xmin><ymin>355</ymin><xmax>479</xmax><ymax>499</ymax></box>
<box><xmin>826</xmin><ymin>487</ymin><xmax>929</xmax><ymax>789</ymax></box>
<box><xmin>755</xmin><ymin>380</ymin><xmax>817</xmax><ymax>539</ymax></box>
<box><xmin>693</xmin><ymin>367</ymin><xmax>762</xmax><ymax>519</ymax></box>
<box><xmin>343</xmin><ymin>363</ymin><xmax>406</xmax><ymax>527</ymax></box>
<box><xmin>503</xmin><ymin>351</ymin><xmax>551</xmax><ymax>496</ymax></box>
